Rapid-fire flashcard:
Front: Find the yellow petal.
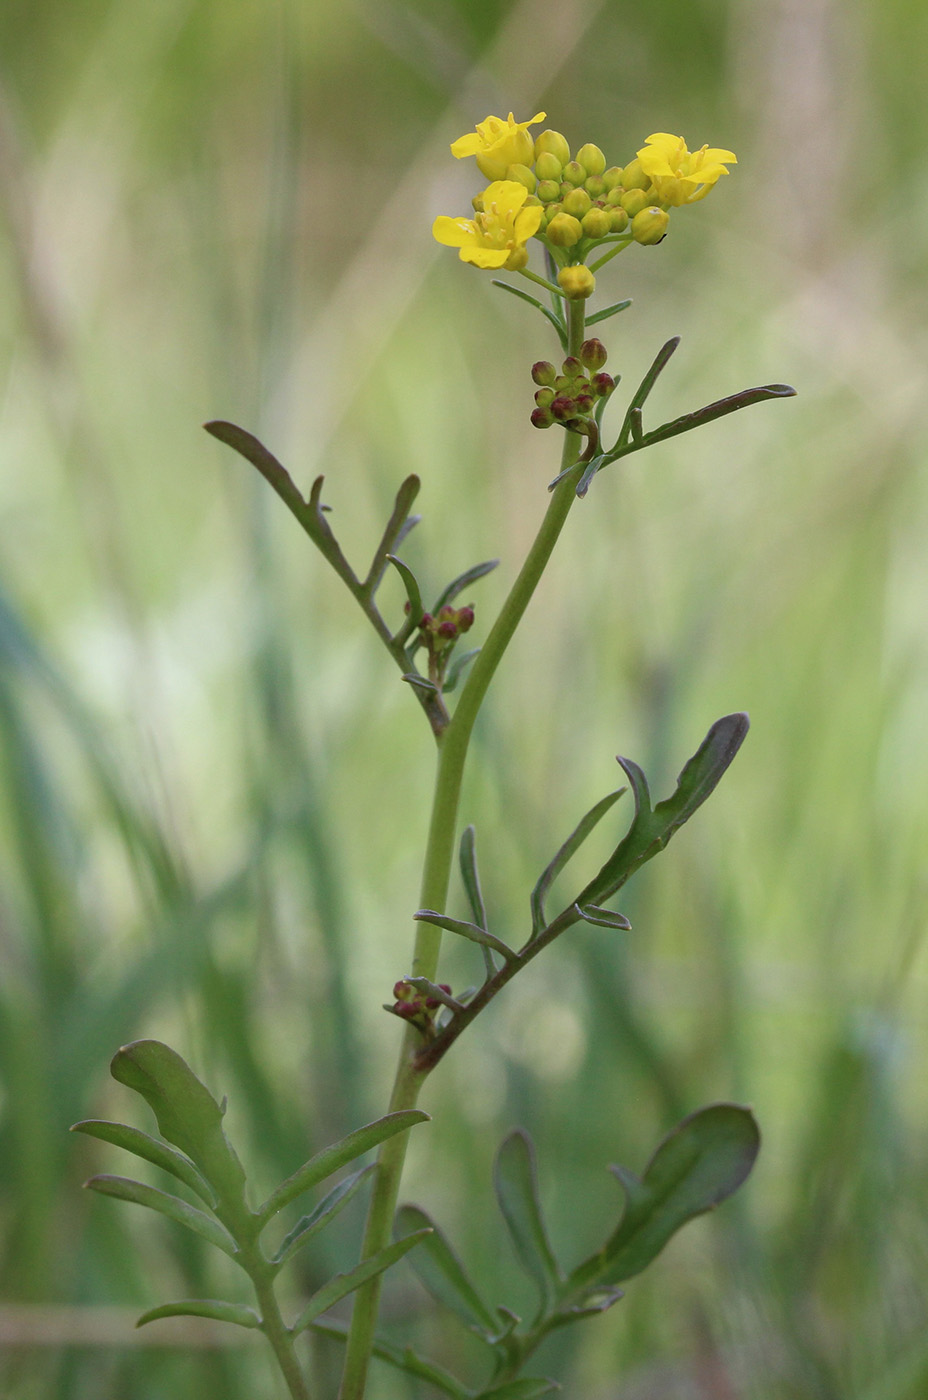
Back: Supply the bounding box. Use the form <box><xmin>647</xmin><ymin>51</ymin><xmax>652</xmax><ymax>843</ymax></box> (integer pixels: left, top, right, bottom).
<box><xmin>451</xmin><ymin>132</ymin><xmax>483</xmax><ymax>158</ymax></box>
<box><xmin>432</xmin><ymin>215</ymin><xmax>477</xmax><ymax>248</ymax></box>
<box><xmin>459</xmin><ymin>245</ymin><xmax>511</xmax><ymax>268</ymax></box>
<box><xmin>513</xmin><ymin>204</ymin><xmax>544</xmax><ymax>241</ymax></box>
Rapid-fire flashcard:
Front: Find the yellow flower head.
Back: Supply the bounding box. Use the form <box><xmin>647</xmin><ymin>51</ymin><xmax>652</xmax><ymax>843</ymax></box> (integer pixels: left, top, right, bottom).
<box><xmin>451</xmin><ymin>111</ymin><xmax>546</xmax><ymax>180</ymax></box>
<box><xmin>636</xmin><ymin>133</ymin><xmax>736</xmax><ymax>206</ymax></box>
<box><xmin>433</xmin><ymin>180</ymin><xmax>543</xmax><ymax>270</ymax></box>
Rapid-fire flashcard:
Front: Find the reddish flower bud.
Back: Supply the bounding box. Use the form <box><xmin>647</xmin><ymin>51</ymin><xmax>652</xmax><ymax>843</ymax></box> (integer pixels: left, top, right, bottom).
<box><xmin>531</xmin><ymin>361</ymin><xmax>556</xmax><ymax>386</ymax></box>
<box><xmin>591</xmin><ymin>371</ymin><xmax>615</xmax><ymax>396</ymax></box>
<box><xmin>579</xmin><ymin>338</ymin><xmax>608</xmax><ymax>371</ymax></box>
<box><xmin>561</xmin><ymin>356</ymin><xmax>583</xmax><ymax>377</ymax></box>
<box><xmin>531</xmin><ymin>407</ymin><xmax>554</xmax><ymax>429</ymax></box>
<box><xmin>551</xmin><ymin>396</ymin><xmax>575</xmax><ymax>421</ymax></box>
<box><xmin>438</xmin><ymin>620</ymin><xmax>457</xmax><ymax>639</ymax></box>
<box><xmin>456</xmin><ymin>607</ymin><xmax>475</xmax><ymax>632</ymax></box>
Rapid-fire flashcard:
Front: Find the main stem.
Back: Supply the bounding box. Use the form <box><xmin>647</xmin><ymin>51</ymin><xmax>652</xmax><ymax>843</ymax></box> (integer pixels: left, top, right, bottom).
<box><xmin>336</xmin><ymin>299</ymin><xmax>587</xmax><ymax>1400</ymax></box>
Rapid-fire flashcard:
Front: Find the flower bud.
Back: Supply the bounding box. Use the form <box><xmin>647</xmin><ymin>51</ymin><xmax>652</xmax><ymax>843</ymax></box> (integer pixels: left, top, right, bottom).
<box><xmin>534</xmin><ymin>387</ymin><xmax>555</xmax><ymax>408</ymax></box>
<box><xmin>620</xmin><ymin>189</ymin><xmax>651</xmax><ymax>217</ymax></box>
<box><xmin>456</xmin><ymin>608</ymin><xmax>474</xmax><ymax>632</ymax></box>
<box><xmin>534</xmin><ymin>129</ymin><xmax>571</xmax><ymax>166</ymax></box>
<box><xmin>562</xmin><ymin>187</ymin><xmax>592</xmax><ymax>219</ymax></box>
<box><xmin>472</xmin><ymin>193</ymin><xmax>485</xmax><ymax>212</ymax></box>
<box><xmin>504</xmin><ymin>245</ymin><xmax>529</xmax><ymax>271</ymax></box>
<box><xmin>562</xmin><ymin>160</ymin><xmax>586</xmax><ymax>187</ymax></box>
<box><xmin>581</xmin><ymin>207</ymin><xmax>611</xmax><ymax>239</ymax></box>
<box><xmin>602</xmin><ymin>166</ymin><xmax>624</xmax><ymax>191</ymax></box>
<box><xmin>605</xmin><ymin>187</ymin><xmax>626</xmax><ymax>207</ymax></box>
<box><xmin>577</xmin><ymin>142</ymin><xmax>606</xmax><ymax>176</ymax></box>
<box><xmin>591</xmin><ymin>371</ymin><xmax>615</xmax><ymax>396</ymax></box>
<box><xmin>532</xmin><ymin>360</ymin><xmax>556</xmax><ymax>386</ymax></box>
<box><xmin>579</xmin><ymin>338</ymin><xmax>608</xmax><ymax>371</ymax></box>
<box><xmin>620</xmin><ymin>158</ymin><xmax>650</xmax><ymax>190</ymax></box>
<box><xmin>546</xmin><ymin>212</ymin><xmax>583</xmax><ymax>247</ymax></box>
<box><xmin>537</xmin><ymin>178</ymin><xmax>561</xmax><ymax>203</ymax></box>
<box><xmin>438</xmin><ymin>620</ymin><xmax>457</xmax><ymax>639</ymax></box>
<box><xmin>530</xmin><ymin>406</ymin><xmax>554</xmax><ymax>429</ymax></box>
<box><xmin>631</xmin><ymin>206</ymin><xmax>670</xmax><ymax>245</ymax></box>
<box><xmin>550</xmin><ymin>395</ymin><xmax>576</xmax><ymax>420</ymax></box>
<box><xmin>561</xmin><ymin>356</ymin><xmax>583</xmax><ymax>377</ymax></box>
<box><xmin>609</xmin><ymin>207</ymin><xmax>629</xmax><ymax>233</ymax></box>
<box><xmin>535</xmin><ymin>151</ymin><xmax>563</xmax><ymax>182</ymax></box>
<box><xmin>584</xmin><ymin>175</ymin><xmax>606</xmax><ymax>199</ymax></box>
<box><xmin>557</xmin><ymin>265</ymin><xmax>596</xmax><ymax>299</ymax></box>
<box><xmin>507</xmin><ymin>163</ymin><xmax>537</xmax><ymax>193</ymax></box>
<box><xmin>574</xmin><ymin>392</ymin><xmax>595</xmax><ymax>414</ymax></box>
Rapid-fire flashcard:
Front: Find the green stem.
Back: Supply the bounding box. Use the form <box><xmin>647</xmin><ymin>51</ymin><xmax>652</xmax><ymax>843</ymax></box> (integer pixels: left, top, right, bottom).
<box><xmin>336</xmin><ymin>300</ymin><xmax>588</xmax><ymax>1400</ymax></box>
<box><xmin>517</xmin><ymin>266</ymin><xmax>564</xmax><ymax>298</ymax></box>
<box><xmin>247</xmin><ymin>1253</ymin><xmax>313</xmax><ymax>1400</ymax></box>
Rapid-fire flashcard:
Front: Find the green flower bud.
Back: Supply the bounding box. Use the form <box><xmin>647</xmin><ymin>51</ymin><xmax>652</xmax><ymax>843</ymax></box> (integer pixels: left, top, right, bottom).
<box><xmin>562</xmin><ymin>160</ymin><xmax>586</xmax><ymax>187</ymax></box>
<box><xmin>537</xmin><ymin>178</ymin><xmax>561</xmax><ymax>203</ymax></box>
<box><xmin>530</xmin><ymin>406</ymin><xmax>555</xmax><ymax>429</ymax></box>
<box><xmin>535</xmin><ymin>151</ymin><xmax>563</xmax><ymax>182</ymax></box>
<box><xmin>579</xmin><ymin>338</ymin><xmax>608</xmax><ymax>371</ymax></box>
<box><xmin>631</xmin><ymin>206</ymin><xmax>670</xmax><ymax>245</ymax></box>
<box><xmin>620</xmin><ymin>188</ymin><xmax>651</xmax><ymax>217</ymax></box>
<box><xmin>532</xmin><ymin>360</ymin><xmax>557</xmax><ymax>386</ymax></box>
<box><xmin>545</xmin><ymin>212</ymin><xmax>583</xmax><ymax>247</ymax></box>
<box><xmin>605</xmin><ymin>186</ymin><xmax>626</xmax><ymax>207</ymax></box>
<box><xmin>534</xmin><ymin>129</ymin><xmax>571</xmax><ymax>166</ymax></box>
<box><xmin>542</xmin><ymin>202</ymin><xmax>563</xmax><ymax>226</ymax></box>
<box><xmin>507</xmin><ymin>163</ymin><xmax>537</xmax><ymax>193</ymax></box>
<box><xmin>472</xmin><ymin>193</ymin><xmax>485</xmax><ymax>212</ymax></box>
<box><xmin>557</xmin><ymin>264</ymin><xmax>596</xmax><ymax>299</ymax></box>
<box><xmin>562</xmin><ymin>187</ymin><xmax>592</xmax><ymax>219</ymax></box>
<box><xmin>609</xmin><ymin>207</ymin><xmax>629</xmax><ymax>233</ymax></box>
<box><xmin>561</xmin><ymin>356</ymin><xmax>584</xmax><ymax>377</ymax></box>
<box><xmin>620</xmin><ymin>158</ymin><xmax>650</xmax><ymax>191</ymax></box>
<box><xmin>584</xmin><ymin>175</ymin><xmax>606</xmax><ymax>199</ymax></box>
<box><xmin>602</xmin><ymin>166</ymin><xmax>624</xmax><ymax>191</ymax></box>
<box><xmin>581</xmin><ymin>207</ymin><xmax>611</xmax><ymax>239</ymax></box>
<box><xmin>591</xmin><ymin>371</ymin><xmax>615</xmax><ymax>396</ymax></box>
<box><xmin>534</xmin><ymin>386</ymin><xmax>556</xmax><ymax>408</ymax></box>
<box><xmin>577</xmin><ymin>142</ymin><xmax>606</xmax><ymax>176</ymax></box>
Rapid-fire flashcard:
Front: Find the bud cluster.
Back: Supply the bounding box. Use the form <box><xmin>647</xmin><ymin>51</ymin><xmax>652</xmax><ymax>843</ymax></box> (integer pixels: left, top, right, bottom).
<box><xmin>392</xmin><ymin>979</ymin><xmax>453</xmax><ymax>1030</ymax></box>
<box><xmin>415</xmin><ymin>603</ymin><xmax>476</xmax><ymax>691</ymax></box>
<box><xmin>530</xmin><ymin>338</ymin><xmax>615</xmax><ymax>437</ymax></box>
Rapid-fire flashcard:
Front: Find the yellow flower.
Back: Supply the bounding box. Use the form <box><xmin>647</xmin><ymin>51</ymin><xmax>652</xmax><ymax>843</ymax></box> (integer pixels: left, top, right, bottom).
<box><xmin>433</xmin><ymin>180</ymin><xmax>543</xmax><ymax>270</ymax></box>
<box><xmin>636</xmin><ymin>133</ymin><xmax>736</xmax><ymax>205</ymax></box>
<box><xmin>451</xmin><ymin>111</ymin><xmax>546</xmax><ymax>180</ymax></box>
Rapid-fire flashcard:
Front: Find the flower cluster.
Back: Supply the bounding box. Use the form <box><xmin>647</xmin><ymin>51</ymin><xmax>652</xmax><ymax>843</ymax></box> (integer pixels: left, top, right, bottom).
<box><xmin>391</xmin><ymin>979</ymin><xmax>453</xmax><ymax>1031</ymax></box>
<box><xmin>530</xmin><ymin>338</ymin><xmax>615</xmax><ymax>447</ymax></box>
<box><xmin>433</xmin><ymin>112</ymin><xmax>735</xmax><ymax>293</ymax></box>
<box><xmin>416</xmin><ymin>603</ymin><xmax>476</xmax><ymax>691</ymax></box>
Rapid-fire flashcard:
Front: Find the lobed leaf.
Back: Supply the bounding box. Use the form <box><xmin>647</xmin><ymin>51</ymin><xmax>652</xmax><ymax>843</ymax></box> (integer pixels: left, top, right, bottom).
<box><xmin>85</xmin><ymin>1175</ymin><xmax>237</xmax><ymax>1258</ymax></box>
<box><xmin>71</xmin><ymin>1118</ymin><xmax>216</xmax><ymax>1207</ymax></box>
<box><xmin>291</xmin><ymin>1228</ymin><xmax>431</xmax><ymax>1334</ymax></box>
<box><xmin>257</xmin><ymin>1110</ymin><xmax>429</xmax><ymax>1226</ymax></box>
<box><xmin>395</xmin><ymin>1204</ymin><xmax>499</xmax><ymax>1338</ymax></box>
<box><xmin>270</xmin><ymin>1165</ymin><xmax>375</xmax><ymax>1266</ymax></box>
<box><xmin>570</xmin><ymin>1104</ymin><xmax>760</xmax><ymax>1291</ymax></box>
<box><xmin>109</xmin><ymin>1040</ymin><xmax>246</xmax><ymax>1206</ymax></box>
<box><xmin>494</xmin><ymin>1131</ymin><xmax>563</xmax><ymax>1312</ymax></box>
<box><xmin>136</xmin><ymin>1298</ymin><xmax>261</xmax><ymax>1330</ymax></box>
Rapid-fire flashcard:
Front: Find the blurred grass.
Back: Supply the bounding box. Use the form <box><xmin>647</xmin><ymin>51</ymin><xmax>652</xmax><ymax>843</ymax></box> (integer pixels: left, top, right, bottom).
<box><xmin>1</xmin><ymin>0</ymin><xmax>927</xmax><ymax>1397</ymax></box>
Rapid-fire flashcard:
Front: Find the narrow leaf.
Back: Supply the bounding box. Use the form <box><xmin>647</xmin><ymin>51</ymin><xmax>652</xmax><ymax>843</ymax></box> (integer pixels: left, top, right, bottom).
<box><xmin>291</xmin><ymin>1229</ymin><xmax>431</xmax><ymax>1334</ymax></box>
<box><xmin>442</xmin><ymin>648</ymin><xmax>480</xmax><ymax>695</ymax></box>
<box><xmin>395</xmin><ymin>1203</ymin><xmax>499</xmax><ymax>1337</ymax></box>
<box><xmin>270</xmin><ymin>1165</ymin><xmax>375</xmax><ymax>1266</ymax></box>
<box><xmin>616</xmin><ymin>336</ymin><xmax>680</xmax><ymax>445</ymax></box>
<box><xmin>309</xmin><ymin>1320</ymin><xmax>470</xmax><ymax>1399</ymax></box>
<box><xmin>257</xmin><ymin>1110</ymin><xmax>429</xmax><ymax>1226</ymax></box>
<box><xmin>459</xmin><ymin>825</ymin><xmax>495</xmax><ymax>976</ymax></box>
<box><xmin>403</xmin><ymin>977</ymin><xmax>465</xmax><ymax>1012</ymax></box>
<box><xmin>363</xmin><ymin>475</ymin><xmax>421</xmax><ymax>594</ymax></box>
<box><xmin>136</xmin><ymin>1299</ymin><xmax>261</xmax><ymax>1330</ymax></box>
<box><xmin>402</xmin><ymin>673</ymin><xmax>439</xmax><ymax>696</ymax></box>
<box><xmin>640</xmin><ymin>383</ymin><xmax>796</xmax><ymax>450</ymax></box>
<box><xmin>85</xmin><ymin>1175</ymin><xmax>237</xmax><ymax>1257</ymax></box>
<box><xmin>431</xmin><ymin>559</ymin><xmax>499</xmax><ymax>613</ymax></box>
<box><xmin>494</xmin><ymin>1131</ymin><xmax>562</xmax><ymax>1310</ymax></box>
<box><xmin>109</xmin><ymin>1041</ymin><xmax>246</xmax><ymax>1205</ymax></box>
<box><xmin>491</xmin><ymin>280</ymin><xmax>567</xmax><ymax>347</ymax></box>
<box><xmin>573</xmin><ymin>455</ymin><xmax>606</xmax><ymax>498</ymax></box>
<box><xmin>71</xmin><ymin>1119</ymin><xmax>216</xmax><ymax>1207</ymax></box>
<box><xmin>586</xmin><ymin>298</ymin><xmax>632</xmax><ymax>326</ymax></box>
<box><xmin>415</xmin><ymin>909</ymin><xmax>517</xmax><ymax>964</ymax></box>
<box><xmin>476</xmin><ymin>1380</ymin><xmax>561</xmax><ymax>1399</ymax></box>
<box><xmin>204</xmin><ymin>421</ymin><xmax>309</xmax><ymax>525</ymax></box>
<box><xmin>386</xmin><ymin>555</ymin><xmax>424</xmax><ymax>627</ymax></box>
<box><xmin>571</xmin><ymin>1104</ymin><xmax>760</xmax><ymax>1290</ymax></box>
<box><xmin>575</xmin><ymin>904</ymin><xmax>632</xmax><ymax>931</ymax></box>
<box><xmin>530</xmin><ymin>789</ymin><xmax>625</xmax><ymax>935</ymax></box>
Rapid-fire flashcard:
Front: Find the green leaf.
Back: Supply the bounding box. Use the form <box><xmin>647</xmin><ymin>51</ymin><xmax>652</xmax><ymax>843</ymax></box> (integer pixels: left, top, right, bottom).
<box><xmin>494</xmin><ymin>1131</ymin><xmax>562</xmax><ymax>1311</ymax></box>
<box><xmin>575</xmin><ymin>904</ymin><xmax>632</xmax><ymax>931</ymax></box>
<box><xmin>432</xmin><ymin>559</ymin><xmax>499</xmax><ymax>613</ymax></box>
<box><xmin>586</xmin><ymin>297</ymin><xmax>632</xmax><ymax>326</ymax></box>
<box><xmin>257</xmin><ymin>1109</ymin><xmax>429</xmax><ymax>1226</ymax></box>
<box><xmin>395</xmin><ymin>1203</ymin><xmax>499</xmax><ymax>1337</ymax></box>
<box><xmin>71</xmin><ymin>1119</ymin><xmax>216</xmax><ymax>1208</ymax></box>
<box><xmin>204</xmin><ymin>421</ymin><xmax>311</xmax><ymax>527</ymax></box>
<box><xmin>614</xmin><ymin>336</ymin><xmax>680</xmax><ymax>450</ymax></box>
<box><xmin>637</xmin><ymin>383</ymin><xmax>796</xmax><ymax>451</ymax></box>
<box><xmin>570</xmin><ymin>1104</ymin><xmax>760</xmax><ymax>1290</ymax></box>
<box><xmin>270</xmin><ymin>1165</ymin><xmax>375</xmax><ymax>1266</ymax></box>
<box><xmin>136</xmin><ymin>1299</ymin><xmax>261</xmax><ymax>1330</ymax></box>
<box><xmin>85</xmin><ymin>1175</ymin><xmax>237</xmax><ymax>1258</ymax></box>
<box><xmin>386</xmin><ymin>555</ymin><xmax>424</xmax><ymax>627</ymax></box>
<box><xmin>475</xmin><ymin>1380</ymin><xmax>560</xmax><ymax>1399</ymax></box>
<box><xmin>291</xmin><ymin>1228</ymin><xmax>431</xmax><ymax>1334</ymax></box>
<box><xmin>580</xmin><ymin>714</ymin><xmax>749</xmax><ymax>908</ymax></box>
<box><xmin>530</xmin><ymin>788</ymin><xmax>625</xmax><ymax>935</ymax></box>
<box><xmin>459</xmin><ymin>825</ymin><xmax>496</xmax><ymax>976</ymax></box>
<box><xmin>415</xmin><ymin>910</ymin><xmax>517</xmax><ymax>965</ymax></box>
<box><xmin>308</xmin><ymin>1320</ymin><xmax>470</xmax><ymax>1400</ymax></box>
<box><xmin>490</xmin><ymin>279</ymin><xmax>567</xmax><ymax>348</ymax></box>
<box><xmin>109</xmin><ymin>1040</ymin><xmax>246</xmax><ymax>1206</ymax></box>
<box><xmin>442</xmin><ymin>647</ymin><xmax>480</xmax><ymax>694</ymax></box>
<box><xmin>363</xmin><ymin>475</ymin><xmax>421</xmax><ymax>595</ymax></box>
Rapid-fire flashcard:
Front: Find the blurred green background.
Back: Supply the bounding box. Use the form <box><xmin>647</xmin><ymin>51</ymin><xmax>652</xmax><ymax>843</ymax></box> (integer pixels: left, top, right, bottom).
<box><xmin>1</xmin><ymin>0</ymin><xmax>927</xmax><ymax>1396</ymax></box>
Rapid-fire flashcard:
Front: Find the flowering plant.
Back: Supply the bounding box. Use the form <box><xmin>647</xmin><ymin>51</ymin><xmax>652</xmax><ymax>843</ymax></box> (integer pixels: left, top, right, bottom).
<box><xmin>74</xmin><ymin>111</ymin><xmax>793</xmax><ymax>1399</ymax></box>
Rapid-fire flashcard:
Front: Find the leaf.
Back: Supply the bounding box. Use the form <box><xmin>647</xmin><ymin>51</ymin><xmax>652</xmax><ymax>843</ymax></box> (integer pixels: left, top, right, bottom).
<box><xmin>475</xmin><ymin>1380</ymin><xmax>561</xmax><ymax>1399</ymax></box>
<box><xmin>395</xmin><ymin>1204</ymin><xmax>499</xmax><ymax>1337</ymax></box>
<box><xmin>614</xmin><ymin>337</ymin><xmax>680</xmax><ymax>449</ymax></box>
<box><xmin>586</xmin><ymin>297</ymin><xmax>632</xmax><ymax>326</ymax></box>
<box><xmin>70</xmin><ymin>1119</ymin><xmax>216</xmax><ymax>1208</ymax></box>
<box><xmin>136</xmin><ymin>1299</ymin><xmax>261</xmax><ymax>1330</ymax></box>
<box><xmin>109</xmin><ymin>1041</ymin><xmax>246</xmax><ymax>1206</ymax></box>
<box><xmin>570</xmin><ymin>1104</ymin><xmax>760</xmax><ymax>1291</ymax></box>
<box><xmin>309</xmin><ymin>1320</ymin><xmax>470</xmax><ymax>1400</ymax></box>
<box><xmin>270</xmin><ymin>1165</ymin><xmax>375</xmax><ymax>1266</ymax></box>
<box><xmin>579</xmin><ymin>714</ymin><xmax>749</xmax><ymax>908</ymax></box>
<box><xmin>494</xmin><ymin>1131</ymin><xmax>562</xmax><ymax>1311</ymax></box>
<box><xmin>575</xmin><ymin>905</ymin><xmax>632</xmax><ymax>931</ymax></box>
<box><xmin>257</xmin><ymin>1109</ymin><xmax>429</xmax><ymax>1226</ymax></box>
<box><xmin>84</xmin><ymin>1175</ymin><xmax>237</xmax><ymax>1258</ymax></box>
<box><xmin>459</xmin><ymin>825</ymin><xmax>496</xmax><ymax>976</ymax></box>
<box><xmin>431</xmin><ymin>559</ymin><xmax>499</xmax><ymax>614</ymax></box>
<box><xmin>490</xmin><ymin>279</ymin><xmax>567</xmax><ymax>348</ymax></box>
<box><xmin>363</xmin><ymin>475</ymin><xmax>421</xmax><ymax>594</ymax></box>
<box><xmin>548</xmin><ymin>1286</ymin><xmax>623</xmax><ymax>1329</ymax></box>
<box><xmin>442</xmin><ymin>648</ymin><xmax>480</xmax><ymax>694</ymax></box>
<box><xmin>530</xmin><ymin>788</ymin><xmax>625</xmax><ymax>935</ymax></box>
<box><xmin>291</xmin><ymin>1228</ymin><xmax>431</xmax><ymax>1334</ymax></box>
<box><xmin>415</xmin><ymin>910</ymin><xmax>517</xmax><ymax>965</ymax></box>
<box><xmin>573</xmin><ymin>454</ymin><xmax>607</xmax><ymax>498</ymax></box>
<box><xmin>638</xmin><ymin>383</ymin><xmax>796</xmax><ymax>451</ymax></box>
<box><xmin>204</xmin><ymin>421</ymin><xmax>310</xmax><ymax>525</ymax></box>
<box><xmin>386</xmin><ymin>555</ymin><xmax>424</xmax><ymax>627</ymax></box>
